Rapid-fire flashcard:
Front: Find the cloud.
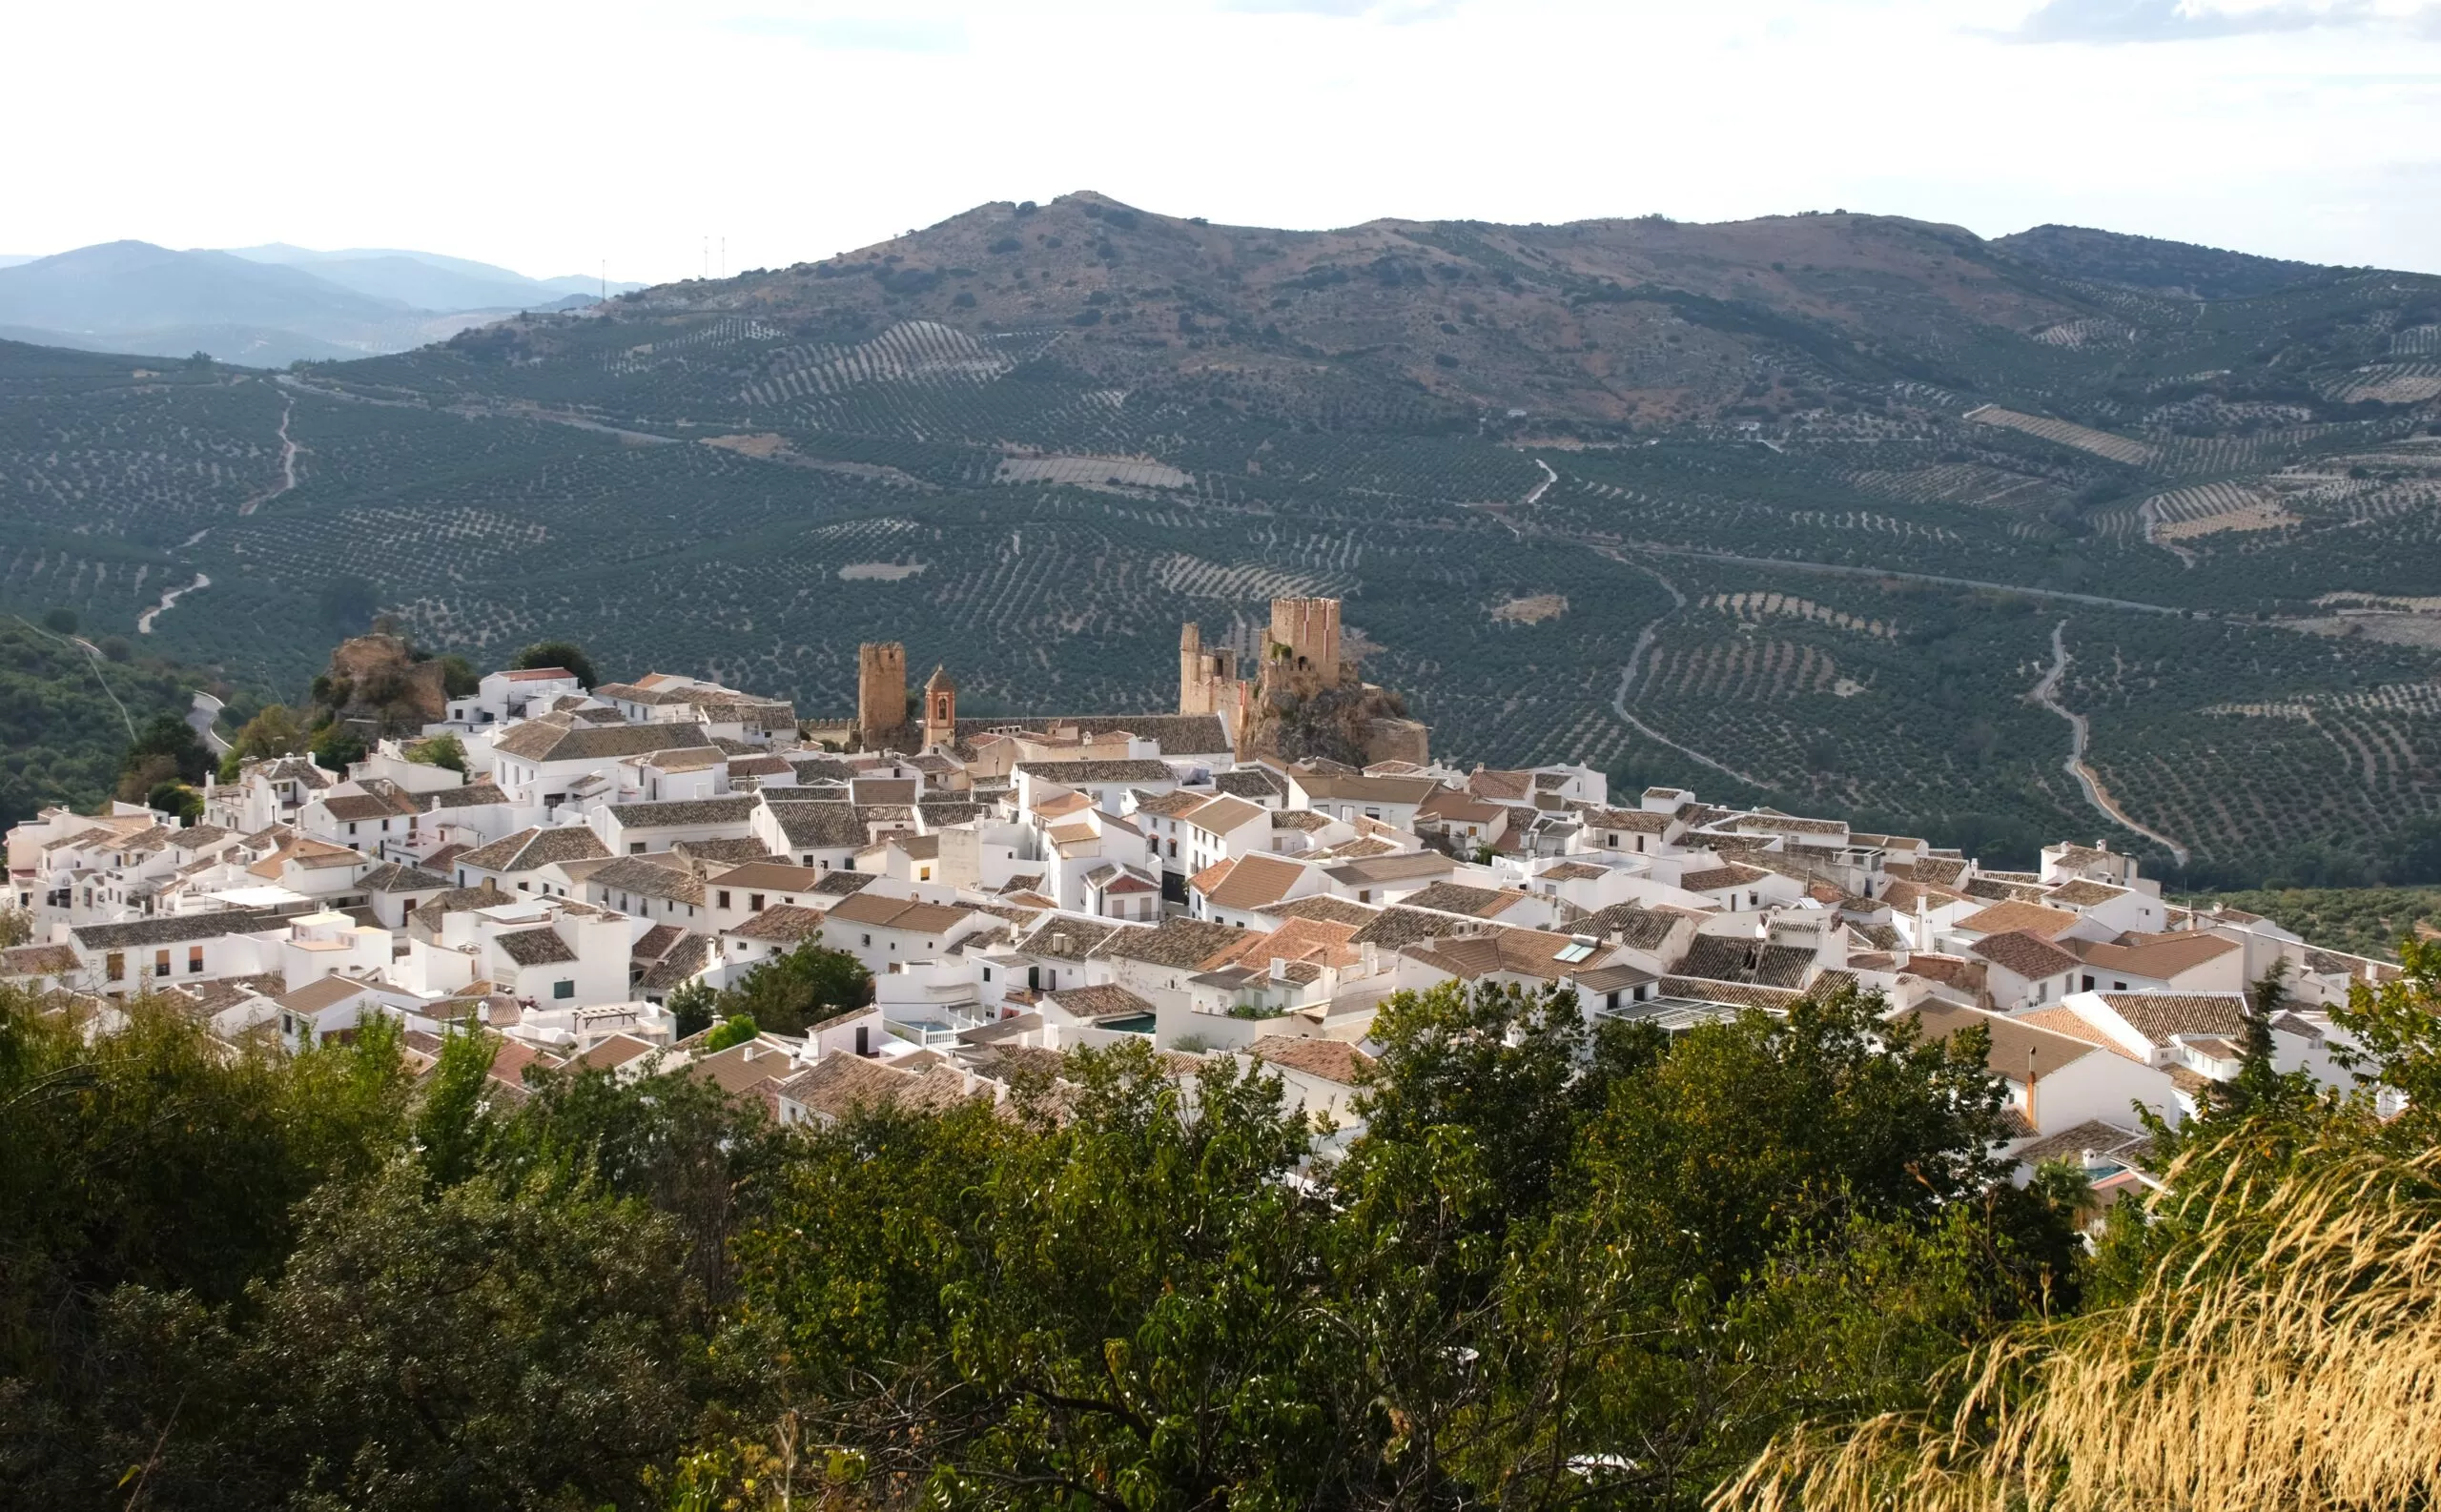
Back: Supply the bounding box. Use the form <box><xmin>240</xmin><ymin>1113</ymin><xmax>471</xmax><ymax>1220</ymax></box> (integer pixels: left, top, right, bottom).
<box><xmin>1219</xmin><ymin>0</ymin><xmax>1463</xmax><ymax>21</ymax></box>
<box><xmin>2003</xmin><ymin>0</ymin><xmax>2376</xmax><ymax>42</ymax></box>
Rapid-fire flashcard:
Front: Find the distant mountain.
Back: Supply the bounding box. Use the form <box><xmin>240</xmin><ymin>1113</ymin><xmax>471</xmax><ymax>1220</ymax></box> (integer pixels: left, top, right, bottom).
<box><xmin>0</xmin><ymin>240</ymin><xmax>595</xmax><ymax>367</ymax></box>
<box><xmin>0</xmin><ymin>255</ymin><xmax>35</xmax><ymax>270</ymax></box>
<box><xmin>227</xmin><ymin>242</ymin><xmax>644</xmax><ymax>308</ymax></box>
<box><xmin>1991</xmin><ymin>225</ymin><xmax>2329</xmax><ymax>300</ymax></box>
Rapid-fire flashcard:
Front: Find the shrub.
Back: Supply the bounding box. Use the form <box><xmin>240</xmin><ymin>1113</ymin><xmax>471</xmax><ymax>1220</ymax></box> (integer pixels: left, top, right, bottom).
<box><xmin>703</xmin><ymin>1015</ymin><xmax>759</xmax><ymax>1052</ymax></box>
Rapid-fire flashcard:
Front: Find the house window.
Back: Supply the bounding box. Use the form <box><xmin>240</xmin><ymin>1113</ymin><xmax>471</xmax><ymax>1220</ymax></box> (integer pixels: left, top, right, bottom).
<box><xmin>718</xmin><ymin>890</ymin><xmax>731</xmax><ymax>909</ymax></box>
<box><xmin>106</xmin><ymin>951</ymin><xmax>125</xmax><ymax>982</ymax></box>
<box><xmin>1604</xmin><ymin>833</ymin><xmax>1616</xmax><ymax>848</ymax></box>
<box><xmin>629</xmin><ymin>843</ymin><xmax>646</xmax><ymax>855</ymax></box>
<box><xmin>188</xmin><ymin>946</ymin><xmax>204</xmax><ymax>974</ymax></box>
<box><xmin>347</xmin><ymin>823</ymin><xmax>359</xmax><ymax>835</ymax></box>
<box><xmin>553</xmin><ymin>979</ymin><xmax>574</xmax><ymax>999</ymax></box>
<box><xmin>154</xmin><ymin>950</ymin><xmax>171</xmax><ymax>978</ymax></box>
<box><xmin>749</xmin><ymin>894</ymin><xmax>765</xmax><ymax>912</ymax></box>
<box><xmin>861</xmin><ymin>933</ymin><xmax>872</xmax><ymax>947</ymax></box>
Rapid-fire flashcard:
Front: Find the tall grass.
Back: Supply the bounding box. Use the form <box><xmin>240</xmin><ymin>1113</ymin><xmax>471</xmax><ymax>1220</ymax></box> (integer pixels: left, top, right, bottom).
<box><xmin>1712</xmin><ymin>1138</ymin><xmax>2441</xmax><ymax>1512</ymax></box>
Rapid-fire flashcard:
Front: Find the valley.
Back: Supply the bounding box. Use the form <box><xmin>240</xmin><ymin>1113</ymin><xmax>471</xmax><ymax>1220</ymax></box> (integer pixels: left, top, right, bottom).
<box><xmin>2</xmin><ymin>193</ymin><xmax>2437</xmax><ymax>886</ymax></box>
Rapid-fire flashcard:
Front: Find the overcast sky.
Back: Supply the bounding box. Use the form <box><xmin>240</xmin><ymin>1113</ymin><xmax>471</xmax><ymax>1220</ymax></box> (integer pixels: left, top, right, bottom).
<box><xmin>6</xmin><ymin>0</ymin><xmax>2437</xmax><ymax>281</ymax></box>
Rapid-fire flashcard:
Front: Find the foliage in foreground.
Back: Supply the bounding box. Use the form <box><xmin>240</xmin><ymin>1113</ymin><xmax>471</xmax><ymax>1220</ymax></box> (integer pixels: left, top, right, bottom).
<box><xmin>1714</xmin><ymin>939</ymin><xmax>2441</xmax><ymax>1512</ymax></box>
<box><xmin>60</xmin><ymin>956</ymin><xmax>2441</xmax><ymax>1509</ymax></box>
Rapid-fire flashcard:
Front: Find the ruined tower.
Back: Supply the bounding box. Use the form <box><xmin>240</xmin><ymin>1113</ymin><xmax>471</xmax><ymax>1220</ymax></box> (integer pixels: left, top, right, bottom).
<box><xmin>922</xmin><ymin>664</ymin><xmax>957</xmax><ymax>750</ymax></box>
<box><xmin>856</xmin><ymin>642</ymin><xmax>907</xmax><ymax>744</ymax></box>
<box><xmin>1266</xmin><ymin>597</ymin><xmax>1342</xmax><ymax>685</ymax></box>
<box><xmin>1179</xmin><ymin>622</ymin><xmax>1240</xmax><ymax>717</ymax></box>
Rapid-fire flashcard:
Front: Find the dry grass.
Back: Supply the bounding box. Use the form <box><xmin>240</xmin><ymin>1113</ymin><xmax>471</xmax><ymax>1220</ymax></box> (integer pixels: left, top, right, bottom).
<box><xmin>1712</xmin><ymin>1139</ymin><xmax>2441</xmax><ymax>1512</ymax></box>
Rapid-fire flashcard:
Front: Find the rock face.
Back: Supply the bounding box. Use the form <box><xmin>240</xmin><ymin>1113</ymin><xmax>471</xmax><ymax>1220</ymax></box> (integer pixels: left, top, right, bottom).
<box><xmin>313</xmin><ymin>634</ymin><xmax>447</xmax><ymax>735</ymax></box>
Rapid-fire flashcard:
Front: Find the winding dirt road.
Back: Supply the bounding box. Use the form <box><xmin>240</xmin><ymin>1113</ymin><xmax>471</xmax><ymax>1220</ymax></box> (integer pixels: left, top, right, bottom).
<box><xmin>1602</xmin><ymin>551</ymin><xmax>1774</xmax><ymax>790</ymax></box>
<box><xmin>136</xmin><ymin>573</ymin><xmax>211</xmax><ymax>634</ymax></box>
<box><xmin>2031</xmin><ymin>620</ymin><xmax>2190</xmax><ymax>865</ymax></box>
<box><xmin>238</xmin><ymin>397</ymin><xmax>297</xmax><ymax>515</ymax></box>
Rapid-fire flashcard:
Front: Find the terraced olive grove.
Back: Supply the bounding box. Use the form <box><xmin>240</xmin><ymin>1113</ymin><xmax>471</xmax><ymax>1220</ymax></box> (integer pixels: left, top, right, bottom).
<box><xmin>3</xmin><ymin>197</ymin><xmax>2437</xmax><ymax>883</ymax></box>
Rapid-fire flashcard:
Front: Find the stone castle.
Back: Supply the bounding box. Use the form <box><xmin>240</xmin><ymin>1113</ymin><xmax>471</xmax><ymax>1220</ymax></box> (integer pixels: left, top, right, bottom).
<box><xmin>845</xmin><ymin>595</ymin><xmax>1426</xmax><ymax>766</ymax></box>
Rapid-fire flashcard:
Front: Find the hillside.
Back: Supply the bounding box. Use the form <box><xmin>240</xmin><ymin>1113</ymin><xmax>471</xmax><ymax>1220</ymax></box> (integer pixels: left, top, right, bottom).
<box><xmin>0</xmin><ymin>614</ymin><xmax>223</xmax><ymax>826</ymax></box>
<box><xmin>2</xmin><ymin>194</ymin><xmax>2438</xmax><ymax>883</ymax></box>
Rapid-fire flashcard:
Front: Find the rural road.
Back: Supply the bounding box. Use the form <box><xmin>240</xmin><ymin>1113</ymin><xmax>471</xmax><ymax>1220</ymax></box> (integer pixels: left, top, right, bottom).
<box><xmin>187</xmin><ymin>690</ymin><xmax>231</xmax><ymax>755</ymax></box>
<box><xmin>1603</xmin><ymin>552</ymin><xmax>1774</xmax><ymax>790</ymax></box>
<box><xmin>136</xmin><ymin>573</ymin><xmax>210</xmax><ymax>634</ymax></box>
<box><xmin>2031</xmin><ymin>620</ymin><xmax>2190</xmax><ymax>866</ymax></box>
<box><xmin>238</xmin><ymin>397</ymin><xmax>297</xmax><ymax>515</ymax></box>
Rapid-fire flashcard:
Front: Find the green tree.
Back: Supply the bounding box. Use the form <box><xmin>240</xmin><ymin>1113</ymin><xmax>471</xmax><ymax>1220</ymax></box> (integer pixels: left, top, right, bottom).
<box><xmin>666</xmin><ymin>978</ymin><xmax>717</xmax><ymax>1039</ymax></box>
<box><xmin>413</xmin><ymin>1025</ymin><xmax>499</xmax><ymax>1189</ymax></box>
<box><xmin>218</xmin><ymin>703</ymin><xmax>307</xmax><ymax>780</ymax></box>
<box><xmin>714</xmin><ymin>937</ymin><xmax>872</xmax><ymax>1037</ymax></box>
<box><xmin>145</xmin><ymin>780</ymin><xmax>204</xmax><ymax>825</ymax></box>
<box><xmin>436</xmin><ymin>653</ymin><xmax>479</xmax><ymax>698</ymax></box>
<box><xmin>404</xmin><ymin>733</ymin><xmax>467</xmax><ymax>775</ymax></box>
<box><xmin>96</xmin><ymin>1164</ymin><xmax>712</xmax><ymax>1512</ymax></box>
<box><xmin>703</xmin><ymin>1014</ymin><xmax>759</xmax><ymax>1052</ymax></box>
<box><xmin>40</xmin><ymin>607</ymin><xmax>76</xmax><ymax>635</ymax></box>
<box><xmin>514</xmin><ymin>640</ymin><xmax>598</xmax><ymax>688</ymax></box>
<box><xmin>307</xmin><ymin>723</ymin><xmax>366</xmax><ymax>773</ymax></box>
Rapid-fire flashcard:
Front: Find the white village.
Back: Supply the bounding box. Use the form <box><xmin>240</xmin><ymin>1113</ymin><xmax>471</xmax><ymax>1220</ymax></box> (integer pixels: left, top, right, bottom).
<box><xmin>5</xmin><ymin>594</ymin><xmax>2394</xmax><ymax>1188</ymax></box>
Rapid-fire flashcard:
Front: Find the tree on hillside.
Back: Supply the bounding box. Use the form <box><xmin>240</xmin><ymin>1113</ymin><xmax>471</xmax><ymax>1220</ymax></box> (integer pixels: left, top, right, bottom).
<box><xmin>515</xmin><ymin>641</ymin><xmax>598</xmax><ymax>688</ymax></box>
<box><xmin>117</xmin><ymin>711</ymin><xmax>208</xmax><ymax>801</ymax></box>
<box><xmin>217</xmin><ymin>703</ymin><xmax>307</xmax><ymax>780</ymax></box>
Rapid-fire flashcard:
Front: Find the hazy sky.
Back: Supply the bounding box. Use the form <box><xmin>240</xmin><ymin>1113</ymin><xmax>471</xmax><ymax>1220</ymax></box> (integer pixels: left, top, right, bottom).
<box><xmin>6</xmin><ymin>0</ymin><xmax>2438</xmax><ymax>280</ymax></box>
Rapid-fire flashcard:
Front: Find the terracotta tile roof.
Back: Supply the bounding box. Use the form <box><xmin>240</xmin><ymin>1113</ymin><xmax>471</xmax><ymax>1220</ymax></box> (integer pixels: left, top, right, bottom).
<box><xmin>494</xmin><ymin>715</ymin><xmax>687</xmax><ymax>763</ymax></box>
<box><xmin>2095</xmin><ymin>991</ymin><xmax>2247</xmax><ymax>1044</ymax></box>
<box><xmin>1576</xmin><ymin>903</ymin><xmax>1684</xmax><ymax>950</ymax></box>
<box><xmin>1182</xmin><ymin>794</ymin><xmax>1267</xmax><ymax>836</ymax></box>
<box><xmin>1401</xmin><ymin>881</ymin><xmax>1528</xmax><ymax>919</ymax></box>
<box><xmin>1201</xmin><ymin>852</ymin><xmax>1310</xmax><ymax>910</ymax></box>
<box><xmin>1677</xmin><ymin>862</ymin><xmax>1771</xmax><ymax>894</ymax></box>
<box><xmin>458</xmin><ymin>826</ymin><xmax>610</xmax><ymax>875</ymax></box>
<box><xmin>1347</xmin><ymin>906</ymin><xmax>1473</xmax><ymax>950</ymax></box>
<box><xmin>1213</xmin><ymin>767</ymin><xmax>1286</xmax><ymax>802</ymax></box>
<box><xmin>1246</xmin><ymin>1037</ymin><xmax>1375</xmax><ymax>1086</ymax></box>
<box><xmin>730</xmin><ymin>905</ymin><xmax>828</xmax><ymax>944</ymax></box>
<box><xmin>1016</xmin><ymin>918</ymin><xmax>1127</xmax><ymax>959</ymax></box>
<box><xmin>2017</xmin><ymin>1006</ymin><xmax>2144</xmax><ymax>1061</ymax></box>
<box><xmin>1044</xmin><ymin>983</ymin><xmax>1157</xmax><ymax>1020</ymax></box>
<box><xmin>1257</xmin><ymin>894</ymin><xmax>1382</xmax><ymax>927</ymax></box>
<box><xmin>494</xmin><ymin>927</ymin><xmax>577</xmax><ymax>967</ymax></box>
<box><xmin>1970</xmin><ymin>930</ymin><xmax>2080</xmax><ymax>982</ymax></box>
<box><xmin>639</xmin><ymin>932</ymin><xmax>715</xmax><ymax>993</ymax></box>
<box><xmin>1097</xmin><ymin>916</ymin><xmax>1244</xmax><ymax>970</ymax></box>
<box><xmin>2064</xmin><ymin>931</ymin><xmax>2240</xmax><ymax>981</ymax></box>
<box><xmin>2011</xmin><ymin>1118</ymin><xmax>2155</xmax><ymax>1168</ymax></box>
<box><xmin>826</xmin><ymin>892</ymin><xmax>974</xmax><ymax>935</ymax></box>
<box><xmin>0</xmin><ymin>944</ymin><xmax>80</xmax><ymax>977</ymax></box>
<box><xmin>1959</xmin><ymin>900</ymin><xmax>2082</xmax><ymax>939</ymax></box>
<box><xmin>1657</xmin><ymin>976</ymin><xmax>1804</xmax><ymax>1011</ymax></box>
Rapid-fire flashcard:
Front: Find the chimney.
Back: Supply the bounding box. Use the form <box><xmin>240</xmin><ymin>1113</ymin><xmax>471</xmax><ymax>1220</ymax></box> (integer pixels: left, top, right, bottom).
<box><xmin>1270</xmin><ymin>956</ymin><xmax>1290</xmax><ymax>982</ymax></box>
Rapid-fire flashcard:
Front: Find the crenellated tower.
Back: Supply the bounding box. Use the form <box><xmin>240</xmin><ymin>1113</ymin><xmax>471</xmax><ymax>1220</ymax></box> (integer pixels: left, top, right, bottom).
<box><xmin>856</xmin><ymin>642</ymin><xmax>908</xmax><ymax>744</ymax></box>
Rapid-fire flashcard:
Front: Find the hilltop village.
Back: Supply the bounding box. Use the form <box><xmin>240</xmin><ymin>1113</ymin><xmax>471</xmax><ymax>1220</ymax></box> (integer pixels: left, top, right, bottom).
<box><xmin>5</xmin><ymin>595</ymin><xmax>2395</xmax><ymax>1176</ymax></box>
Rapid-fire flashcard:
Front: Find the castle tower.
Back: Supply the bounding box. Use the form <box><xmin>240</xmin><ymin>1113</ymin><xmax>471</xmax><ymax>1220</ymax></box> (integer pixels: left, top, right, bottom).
<box><xmin>1179</xmin><ymin>623</ymin><xmax>1204</xmax><ymax>715</ymax></box>
<box><xmin>856</xmin><ymin>642</ymin><xmax>907</xmax><ymax>743</ymax></box>
<box><xmin>1267</xmin><ymin>596</ymin><xmax>1342</xmax><ymax>684</ymax></box>
<box><xmin>922</xmin><ymin>664</ymin><xmax>956</xmax><ymax>749</ymax></box>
